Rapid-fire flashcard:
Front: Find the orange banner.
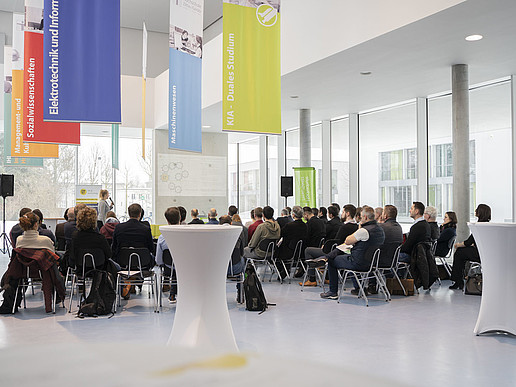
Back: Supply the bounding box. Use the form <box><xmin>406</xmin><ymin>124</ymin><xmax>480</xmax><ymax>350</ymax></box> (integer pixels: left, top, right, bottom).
<box><xmin>11</xmin><ymin>69</ymin><xmax>59</xmax><ymax>158</ymax></box>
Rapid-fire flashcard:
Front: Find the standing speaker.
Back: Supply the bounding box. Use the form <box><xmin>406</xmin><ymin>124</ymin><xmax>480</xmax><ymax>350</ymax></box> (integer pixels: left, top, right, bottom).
<box><xmin>0</xmin><ymin>174</ymin><xmax>14</xmax><ymax>198</ymax></box>
<box><xmin>281</xmin><ymin>176</ymin><xmax>293</xmax><ymax>197</ymax></box>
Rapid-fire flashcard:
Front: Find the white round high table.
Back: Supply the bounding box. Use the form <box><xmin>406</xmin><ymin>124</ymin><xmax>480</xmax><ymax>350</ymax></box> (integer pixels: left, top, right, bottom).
<box><xmin>160</xmin><ymin>225</ymin><xmax>243</xmax><ymax>352</ymax></box>
<box><xmin>468</xmin><ymin>222</ymin><xmax>516</xmax><ymax>335</ymax></box>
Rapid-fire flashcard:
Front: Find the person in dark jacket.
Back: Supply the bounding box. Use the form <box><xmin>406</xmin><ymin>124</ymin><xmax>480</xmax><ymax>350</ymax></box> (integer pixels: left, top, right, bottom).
<box><xmin>64</xmin><ymin>204</ymin><xmax>87</xmax><ymax>249</ymax></box>
<box><xmin>277</xmin><ymin>206</ymin><xmax>307</xmax><ymax>262</ymax></box>
<box><xmin>319</xmin><ymin>207</ymin><xmax>328</xmax><ymax>223</ymax></box>
<box><xmin>9</xmin><ymin>207</ymin><xmax>32</xmax><ymax>248</ymax></box>
<box><xmin>424</xmin><ymin>206</ymin><xmax>440</xmax><ymax>240</ymax></box>
<box><xmin>318</xmin><ymin>206</ymin><xmax>385</xmax><ymax>299</ymax></box>
<box><xmin>399</xmin><ymin>202</ymin><xmax>431</xmax><ymax>263</ymax></box>
<box><xmin>325</xmin><ymin>205</ymin><xmax>341</xmax><ymax>240</ymax></box>
<box><xmin>435</xmin><ymin>211</ymin><xmax>457</xmax><ymax>257</ymax></box>
<box><xmin>304</xmin><ymin>207</ymin><xmax>326</xmax><ymax>248</ymax></box>
<box><xmin>32</xmin><ymin>209</ymin><xmax>56</xmax><ymax>245</ymax></box>
<box><xmin>276</xmin><ymin>208</ymin><xmax>293</xmax><ymax>228</ymax></box>
<box><xmin>449</xmin><ymin>204</ymin><xmax>490</xmax><ymax>290</ymax></box>
<box><xmin>55</xmin><ymin>208</ymin><xmax>68</xmax><ymax>251</ymax></box>
<box><xmin>188</xmin><ymin>208</ymin><xmax>205</xmax><ymax>224</ymax></box>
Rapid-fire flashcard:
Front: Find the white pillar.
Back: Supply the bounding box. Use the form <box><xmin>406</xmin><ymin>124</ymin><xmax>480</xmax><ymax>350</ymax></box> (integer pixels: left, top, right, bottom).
<box><xmin>349</xmin><ymin>113</ymin><xmax>359</xmax><ymax>205</ymax></box>
<box><xmin>322</xmin><ymin>120</ymin><xmax>331</xmax><ymax>206</ymax></box>
<box><xmin>299</xmin><ymin>109</ymin><xmax>311</xmax><ymax>168</ymax></box>
<box><xmin>259</xmin><ymin>135</ymin><xmax>268</xmax><ymax>205</ymax></box>
<box><xmin>417</xmin><ymin>97</ymin><xmax>428</xmax><ymax>205</ymax></box>
<box><xmin>512</xmin><ymin>75</ymin><xmax>516</xmax><ymax>221</ymax></box>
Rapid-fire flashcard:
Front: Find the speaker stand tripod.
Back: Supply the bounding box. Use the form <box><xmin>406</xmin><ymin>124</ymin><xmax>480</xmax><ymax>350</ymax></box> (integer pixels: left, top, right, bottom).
<box><xmin>0</xmin><ymin>196</ymin><xmax>12</xmax><ymax>255</ymax></box>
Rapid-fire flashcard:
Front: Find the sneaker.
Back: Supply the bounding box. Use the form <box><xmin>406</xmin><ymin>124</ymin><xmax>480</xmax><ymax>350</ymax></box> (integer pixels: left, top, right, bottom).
<box><xmin>169</xmin><ymin>294</ymin><xmax>177</xmax><ymax>304</ymax></box>
<box><xmin>320</xmin><ymin>291</ymin><xmax>338</xmax><ymax>299</ymax></box>
<box><xmin>299</xmin><ymin>280</ymin><xmax>317</xmax><ymax>287</ymax></box>
<box><xmin>351</xmin><ymin>288</ymin><xmax>368</xmax><ymax>296</ymax></box>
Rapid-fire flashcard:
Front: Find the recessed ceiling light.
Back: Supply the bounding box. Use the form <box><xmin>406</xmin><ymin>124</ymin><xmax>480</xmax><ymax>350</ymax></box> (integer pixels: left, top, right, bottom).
<box><xmin>465</xmin><ymin>34</ymin><xmax>483</xmax><ymax>41</ymax></box>
<box><xmin>360</xmin><ymin>71</ymin><xmax>372</xmax><ymax>76</ymax></box>
<box><xmin>290</xmin><ymin>95</ymin><xmax>299</xmax><ymax>99</ymax></box>
<box><xmin>202</xmin><ymin>125</ymin><xmax>211</xmax><ymax>128</ymax></box>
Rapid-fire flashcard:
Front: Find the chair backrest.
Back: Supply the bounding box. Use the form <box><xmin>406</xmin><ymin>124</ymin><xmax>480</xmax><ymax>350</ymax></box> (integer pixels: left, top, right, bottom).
<box><xmin>292</xmin><ymin>239</ymin><xmax>303</xmax><ymax>261</ymax></box>
<box><xmin>445</xmin><ymin>236</ymin><xmax>457</xmax><ymax>258</ymax></box>
<box><xmin>162</xmin><ymin>249</ymin><xmax>173</xmax><ymax>266</ymax></box>
<box><xmin>79</xmin><ymin>248</ymin><xmax>106</xmax><ymax>277</ymax></box>
<box><xmin>118</xmin><ymin>247</ymin><xmax>152</xmax><ymax>270</ymax></box>
<box><xmin>378</xmin><ymin>243</ymin><xmax>402</xmax><ymax>269</ymax></box>
<box><xmin>431</xmin><ymin>239</ymin><xmax>438</xmax><ymax>255</ymax></box>
<box><xmin>362</xmin><ymin>245</ymin><xmax>381</xmax><ymax>272</ymax></box>
<box><xmin>318</xmin><ymin>238</ymin><xmax>325</xmax><ymax>248</ymax></box>
<box><xmin>258</xmin><ymin>238</ymin><xmax>277</xmax><ymax>258</ymax></box>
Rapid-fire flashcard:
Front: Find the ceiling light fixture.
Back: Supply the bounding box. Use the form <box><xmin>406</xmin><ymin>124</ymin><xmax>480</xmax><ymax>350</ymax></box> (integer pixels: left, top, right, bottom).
<box><xmin>465</xmin><ymin>34</ymin><xmax>483</xmax><ymax>41</ymax></box>
<box><xmin>360</xmin><ymin>71</ymin><xmax>372</xmax><ymax>76</ymax></box>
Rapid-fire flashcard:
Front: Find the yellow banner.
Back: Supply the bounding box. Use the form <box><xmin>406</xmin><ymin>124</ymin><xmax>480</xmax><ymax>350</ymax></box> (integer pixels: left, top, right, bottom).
<box><xmin>222</xmin><ymin>2</ymin><xmax>281</xmax><ymax>134</ymax></box>
<box><xmin>10</xmin><ymin>69</ymin><xmax>59</xmax><ymax>158</ymax></box>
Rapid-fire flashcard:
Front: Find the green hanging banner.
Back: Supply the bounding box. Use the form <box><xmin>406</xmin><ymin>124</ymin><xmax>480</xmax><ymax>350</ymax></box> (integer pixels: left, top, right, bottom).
<box><xmin>112</xmin><ymin>123</ymin><xmax>119</xmax><ymax>169</ymax></box>
<box><xmin>3</xmin><ymin>94</ymin><xmax>44</xmax><ymax>167</ymax></box>
<box><xmin>293</xmin><ymin>167</ymin><xmax>316</xmax><ymax>208</ymax></box>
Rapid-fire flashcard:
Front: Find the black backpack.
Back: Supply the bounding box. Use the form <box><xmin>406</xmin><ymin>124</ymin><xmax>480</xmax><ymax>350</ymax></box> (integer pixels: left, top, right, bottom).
<box><xmin>78</xmin><ymin>270</ymin><xmax>116</xmax><ymax>318</ymax></box>
<box><xmin>243</xmin><ymin>264</ymin><xmax>274</xmax><ymax>314</ymax></box>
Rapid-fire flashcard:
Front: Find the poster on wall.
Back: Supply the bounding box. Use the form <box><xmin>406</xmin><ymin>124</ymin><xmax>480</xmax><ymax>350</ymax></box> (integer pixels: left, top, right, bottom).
<box><xmin>168</xmin><ymin>0</ymin><xmax>204</xmax><ymax>152</ymax></box>
<box><xmin>222</xmin><ymin>0</ymin><xmax>281</xmax><ymax>135</ymax></box>
<box><xmin>294</xmin><ymin>167</ymin><xmax>316</xmax><ymax>208</ymax></box>
<box><xmin>10</xmin><ymin>13</ymin><xmax>59</xmax><ymax>159</ymax></box>
<box><xmin>76</xmin><ymin>184</ymin><xmax>102</xmax><ymax>211</ymax></box>
<box><xmin>42</xmin><ymin>0</ymin><xmax>121</xmax><ymax>123</ymax></box>
<box><xmin>158</xmin><ymin>153</ymin><xmax>226</xmax><ymax>197</ymax></box>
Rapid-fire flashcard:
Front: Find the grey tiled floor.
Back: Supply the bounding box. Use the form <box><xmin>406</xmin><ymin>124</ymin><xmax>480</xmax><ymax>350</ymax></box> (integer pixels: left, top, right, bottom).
<box><xmin>0</xmin><ymin>253</ymin><xmax>515</xmax><ymax>386</ymax></box>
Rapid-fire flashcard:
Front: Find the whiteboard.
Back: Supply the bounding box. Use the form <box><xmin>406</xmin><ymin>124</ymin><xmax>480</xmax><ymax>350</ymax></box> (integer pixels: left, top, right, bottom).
<box><xmin>158</xmin><ymin>153</ymin><xmax>227</xmax><ymax>197</ymax></box>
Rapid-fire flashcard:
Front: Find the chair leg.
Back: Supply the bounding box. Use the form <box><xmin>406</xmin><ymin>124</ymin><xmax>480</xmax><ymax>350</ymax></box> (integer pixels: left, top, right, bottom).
<box><xmin>68</xmin><ymin>275</ymin><xmax>75</xmax><ymax>313</ymax></box>
<box><xmin>354</xmin><ymin>273</ymin><xmax>369</xmax><ymax>307</ymax></box>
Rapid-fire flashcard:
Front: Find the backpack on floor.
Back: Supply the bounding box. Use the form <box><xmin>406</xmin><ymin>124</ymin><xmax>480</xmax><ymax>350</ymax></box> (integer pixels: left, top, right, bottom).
<box><xmin>243</xmin><ymin>263</ymin><xmax>274</xmax><ymax>314</ymax></box>
<box><xmin>78</xmin><ymin>270</ymin><xmax>116</xmax><ymax>318</ymax></box>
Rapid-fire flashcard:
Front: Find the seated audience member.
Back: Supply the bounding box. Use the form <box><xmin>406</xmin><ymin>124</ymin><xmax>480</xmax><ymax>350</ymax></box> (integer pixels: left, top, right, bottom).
<box><xmin>247</xmin><ymin>207</ymin><xmax>264</xmax><ymax>240</ymax></box>
<box><xmin>219</xmin><ymin>215</ymin><xmax>246</xmax><ymax>276</ymax></box>
<box><xmin>15</xmin><ymin>212</ymin><xmax>55</xmax><ymax>252</ymax></box>
<box><xmin>277</xmin><ymin>206</ymin><xmax>307</xmax><ymax>277</ymax></box>
<box><xmin>64</xmin><ymin>204</ymin><xmax>87</xmax><ymax>249</ymax></box>
<box><xmin>178</xmin><ymin>206</ymin><xmax>187</xmax><ymax>225</ymax></box>
<box><xmin>331</xmin><ymin>203</ymin><xmax>341</xmax><ymax>215</ymax></box>
<box><xmin>318</xmin><ymin>205</ymin><xmax>385</xmax><ymax>299</ymax></box>
<box><xmin>398</xmin><ymin>201</ymin><xmax>431</xmax><ymax>263</ymax></box>
<box><xmin>424</xmin><ymin>206</ymin><xmax>440</xmax><ymax>240</ymax></box>
<box><xmin>155</xmin><ymin>207</ymin><xmax>180</xmax><ymax>303</ymax></box>
<box><xmin>32</xmin><ymin>209</ymin><xmax>56</xmax><ymax>245</ymax></box>
<box><xmin>286</xmin><ymin>207</ymin><xmax>293</xmax><ymax>222</ymax></box>
<box><xmin>231</xmin><ymin>214</ymin><xmax>248</xmax><ymax>247</ymax></box>
<box><xmin>375</xmin><ymin>207</ymin><xmax>383</xmax><ymax>222</ymax></box>
<box><xmin>55</xmin><ymin>209</ymin><xmax>68</xmax><ymax>251</ymax></box>
<box><xmin>319</xmin><ymin>207</ymin><xmax>328</xmax><ymax>223</ymax></box>
<box><xmin>325</xmin><ymin>205</ymin><xmax>341</xmax><ymax>240</ymax></box>
<box><xmin>100</xmin><ymin>211</ymin><xmax>119</xmax><ymax>244</ymax></box>
<box><xmin>354</xmin><ymin>206</ymin><xmax>362</xmax><ymax>223</ymax></box>
<box><xmin>435</xmin><ymin>211</ymin><xmax>457</xmax><ymax>257</ymax></box>
<box><xmin>9</xmin><ymin>207</ymin><xmax>32</xmax><ymax>247</ymax></box>
<box><xmin>449</xmin><ymin>204</ymin><xmax>490</xmax><ymax>290</ymax></box>
<box><xmin>111</xmin><ymin>203</ymin><xmax>155</xmax><ymax>265</ymax></box>
<box><xmin>207</xmin><ymin>208</ymin><xmax>219</xmax><ymax>225</ymax></box>
<box><xmin>69</xmin><ymin>207</ymin><xmax>113</xmax><ymax>271</ymax></box>
<box><xmin>188</xmin><ymin>208</ymin><xmax>204</xmax><ymax>224</ymax></box>
<box><xmin>139</xmin><ymin>208</ymin><xmax>151</xmax><ymax>228</ymax></box>
<box><xmin>276</xmin><ymin>208</ymin><xmax>292</xmax><ymax>229</ymax></box>
<box><xmin>243</xmin><ymin>206</ymin><xmax>280</xmax><ymax>260</ymax></box>
<box><xmin>311</xmin><ymin>207</ymin><xmax>319</xmax><ymax>217</ymax></box>
<box><xmin>304</xmin><ymin>207</ymin><xmax>326</xmax><ymax>248</ymax></box>
<box><xmin>244</xmin><ymin>209</ymin><xmax>255</xmax><ymax>228</ymax></box>
<box><xmin>228</xmin><ymin>205</ymin><xmax>238</xmax><ymax>217</ymax></box>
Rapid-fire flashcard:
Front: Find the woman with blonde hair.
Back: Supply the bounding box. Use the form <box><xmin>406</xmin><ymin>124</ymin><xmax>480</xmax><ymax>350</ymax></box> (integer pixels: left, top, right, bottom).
<box><xmin>98</xmin><ymin>189</ymin><xmax>113</xmax><ymax>226</ymax></box>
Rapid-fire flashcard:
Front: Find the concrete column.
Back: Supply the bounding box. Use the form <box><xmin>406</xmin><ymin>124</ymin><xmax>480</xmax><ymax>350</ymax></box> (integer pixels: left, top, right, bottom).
<box><xmin>299</xmin><ymin>109</ymin><xmax>311</xmax><ymax>167</ymax></box>
<box><xmin>512</xmin><ymin>75</ymin><xmax>516</xmax><ymax>221</ymax></box>
<box><xmin>349</xmin><ymin>114</ymin><xmax>359</xmax><ymax>205</ymax></box>
<box><xmin>416</xmin><ymin>97</ymin><xmax>428</xmax><ymax>205</ymax></box>
<box><xmin>259</xmin><ymin>135</ymin><xmax>268</xmax><ymax>205</ymax></box>
<box><xmin>321</xmin><ymin>120</ymin><xmax>332</xmax><ymax>206</ymax></box>
<box><xmin>452</xmin><ymin>64</ymin><xmax>470</xmax><ymax>241</ymax></box>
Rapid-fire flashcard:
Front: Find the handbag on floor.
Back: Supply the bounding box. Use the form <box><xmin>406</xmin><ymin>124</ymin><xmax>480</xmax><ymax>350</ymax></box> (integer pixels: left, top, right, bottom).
<box><xmin>464</xmin><ymin>263</ymin><xmax>482</xmax><ymax>296</ymax></box>
<box><xmin>386</xmin><ymin>278</ymin><xmax>414</xmax><ymax>296</ymax></box>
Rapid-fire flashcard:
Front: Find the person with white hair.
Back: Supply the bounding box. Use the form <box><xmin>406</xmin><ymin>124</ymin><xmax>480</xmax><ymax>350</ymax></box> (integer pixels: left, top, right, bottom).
<box><xmin>424</xmin><ymin>205</ymin><xmax>439</xmax><ymax>240</ymax></box>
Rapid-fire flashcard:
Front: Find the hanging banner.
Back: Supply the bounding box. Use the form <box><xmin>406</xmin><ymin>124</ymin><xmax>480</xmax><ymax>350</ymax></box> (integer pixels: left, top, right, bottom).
<box><xmin>10</xmin><ymin>13</ymin><xmax>59</xmax><ymax>159</ymax></box>
<box><xmin>112</xmin><ymin>123</ymin><xmax>119</xmax><ymax>170</ymax></box>
<box><xmin>222</xmin><ymin>0</ymin><xmax>281</xmax><ymax>135</ymax></box>
<box><xmin>42</xmin><ymin>0</ymin><xmax>121</xmax><ymax>123</ymax></box>
<box><xmin>23</xmin><ymin>30</ymin><xmax>80</xmax><ymax>144</ymax></box>
<box><xmin>4</xmin><ymin>94</ymin><xmax>44</xmax><ymax>167</ymax></box>
<box><xmin>168</xmin><ymin>0</ymin><xmax>203</xmax><ymax>153</ymax></box>
<box><xmin>294</xmin><ymin>167</ymin><xmax>316</xmax><ymax>208</ymax></box>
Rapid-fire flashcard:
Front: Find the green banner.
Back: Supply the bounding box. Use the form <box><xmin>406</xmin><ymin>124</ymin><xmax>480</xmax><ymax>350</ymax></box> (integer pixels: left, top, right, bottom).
<box><xmin>3</xmin><ymin>94</ymin><xmax>44</xmax><ymax>167</ymax></box>
<box><xmin>222</xmin><ymin>1</ymin><xmax>281</xmax><ymax>134</ymax></box>
<box><xmin>294</xmin><ymin>167</ymin><xmax>316</xmax><ymax>208</ymax></box>
<box><xmin>112</xmin><ymin>123</ymin><xmax>119</xmax><ymax>169</ymax></box>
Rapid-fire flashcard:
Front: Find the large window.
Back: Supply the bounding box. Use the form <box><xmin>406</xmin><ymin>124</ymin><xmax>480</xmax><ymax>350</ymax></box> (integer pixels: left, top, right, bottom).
<box><xmin>311</xmin><ymin>124</ymin><xmax>323</xmax><ymax>207</ymax></box>
<box><xmin>267</xmin><ymin>135</ymin><xmax>279</xmax><ymax>212</ymax></box>
<box><xmin>228</xmin><ymin>143</ymin><xmax>238</xmax><ymax>209</ymax></box>
<box><xmin>359</xmin><ymin>102</ymin><xmax>417</xmax><ymax>221</ymax></box>
<box><xmin>238</xmin><ymin>138</ymin><xmax>260</xmax><ymax>218</ymax></box>
<box><xmin>331</xmin><ymin>118</ymin><xmax>350</xmax><ymax>205</ymax></box>
<box><xmin>285</xmin><ymin>129</ymin><xmax>299</xmax><ymax>207</ymax></box>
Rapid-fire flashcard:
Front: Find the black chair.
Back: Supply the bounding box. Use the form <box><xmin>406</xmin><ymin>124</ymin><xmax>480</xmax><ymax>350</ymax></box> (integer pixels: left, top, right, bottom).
<box><xmin>115</xmin><ymin>247</ymin><xmax>158</xmax><ymax>313</ymax></box>
<box><xmin>68</xmin><ymin>248</ymin><xmax>106</xmax><ymax>313</ymax></box>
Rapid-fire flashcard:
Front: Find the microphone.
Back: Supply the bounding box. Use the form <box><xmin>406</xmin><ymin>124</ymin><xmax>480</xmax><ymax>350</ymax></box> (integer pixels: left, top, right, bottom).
<box><xmin>108</xmin><ymin>197</ymin><xmax>114</xmax><ymax>206</ymax></box>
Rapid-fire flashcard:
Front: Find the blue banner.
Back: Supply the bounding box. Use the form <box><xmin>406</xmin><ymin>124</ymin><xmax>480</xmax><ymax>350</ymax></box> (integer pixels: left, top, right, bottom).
<box><xmin>43</xmin><ymin>0</ymin><xmax>121</xmax><ymax>123</ymax></box>
<box><xmin>168</xmin><ymin>0</ymin><xmax>203</xmax><ymax>153</ymax></box>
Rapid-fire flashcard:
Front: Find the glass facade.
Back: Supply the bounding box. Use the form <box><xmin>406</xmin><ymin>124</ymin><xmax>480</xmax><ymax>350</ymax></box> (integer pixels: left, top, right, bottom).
<box><xmin>331</xmin><ymin>118</ymin><xmax>350</xmax><ymax>205</ymax></box>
